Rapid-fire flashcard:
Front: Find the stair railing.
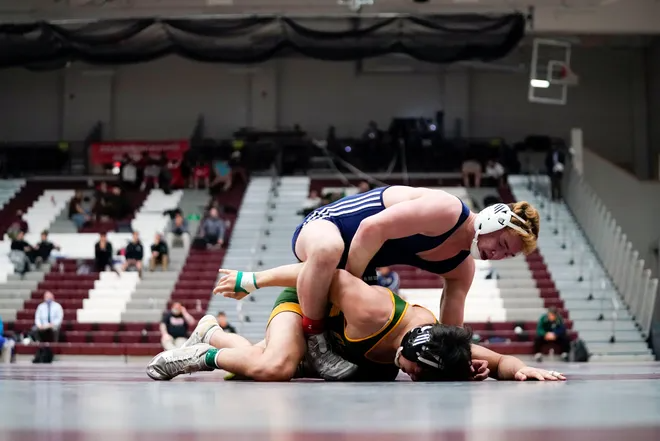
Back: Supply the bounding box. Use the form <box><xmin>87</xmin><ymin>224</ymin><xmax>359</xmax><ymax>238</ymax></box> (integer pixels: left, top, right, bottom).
<box><xmin>562</xmin><ymin>159</ymin><xmax>659</xmax><ymax>339</ymax></box>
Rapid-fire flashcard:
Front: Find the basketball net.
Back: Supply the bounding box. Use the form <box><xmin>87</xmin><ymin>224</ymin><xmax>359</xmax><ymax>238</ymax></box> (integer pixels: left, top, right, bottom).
<box><xmin>548</xmin><ymin>61</ymin><xmax>579</xmax><ymax>87</ymax></box>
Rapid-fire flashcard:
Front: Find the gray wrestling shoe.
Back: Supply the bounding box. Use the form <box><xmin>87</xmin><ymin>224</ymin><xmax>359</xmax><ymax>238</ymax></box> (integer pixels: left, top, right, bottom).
<box><xmin>182</xmin><ymin>314</ymin><xmax>220</xmax><ymax>348</ymax></box>
<box><xmin>306</xmin><ymin>333</ymin><xmax>358</xmax><ymax>381</ymax></box>
<box><xmin>146</xmin><ymin>343</ymin><xmax>215</xmax><ymax>381</ymax></box>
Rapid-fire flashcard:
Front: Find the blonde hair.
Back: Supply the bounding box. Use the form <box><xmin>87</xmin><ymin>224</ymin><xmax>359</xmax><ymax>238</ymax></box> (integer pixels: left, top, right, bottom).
<box><xmin>507</xmin><ymin>201</ymin><xmax>540</xmax><ymax>255</ymax></box>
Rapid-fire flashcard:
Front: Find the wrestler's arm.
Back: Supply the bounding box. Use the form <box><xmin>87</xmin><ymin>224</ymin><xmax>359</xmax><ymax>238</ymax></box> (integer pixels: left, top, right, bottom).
<box><xmin>470</xmin><ymin>344</ymin><xmax>566</xmax><ymax>381</ymax></box>
<box><xmin>345</xmin><ymin>193</ymin><xmax>456</xmax><ymax>278</ymax></box>
<box><xmin>470</xmin><ymin>344</ymin><xmax>525</xmax><ymax>380</ymax></box>
<box><xmin>438</xmin><ymin>258</ymin><xmax>474</xmax><ymax>326</ymax></box>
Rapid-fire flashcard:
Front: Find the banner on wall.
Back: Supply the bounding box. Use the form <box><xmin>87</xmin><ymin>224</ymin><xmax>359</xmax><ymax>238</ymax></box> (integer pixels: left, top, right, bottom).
<box><xmin>90</xmin><ymin>140</ymin><xmax>190</xmax><ymax>165</ymax></box>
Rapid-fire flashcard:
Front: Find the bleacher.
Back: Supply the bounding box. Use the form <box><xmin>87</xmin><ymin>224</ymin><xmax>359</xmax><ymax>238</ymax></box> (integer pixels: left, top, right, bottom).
<box><xmin>508</xmin><ymin>174</ymin><xmax>655</xmax><ymax>361</ymax></box>
<box><xmin>0</xmin><ymin>186</ymin><xmax>216</xmax><ymax>357</ymax></box>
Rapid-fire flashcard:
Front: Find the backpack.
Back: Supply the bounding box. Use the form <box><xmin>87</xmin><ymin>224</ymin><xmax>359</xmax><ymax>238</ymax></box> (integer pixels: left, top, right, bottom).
<box><xmin>570</xmin><ymin>339</ymin><xmax>590</xmax><ymax>362</ymax></box>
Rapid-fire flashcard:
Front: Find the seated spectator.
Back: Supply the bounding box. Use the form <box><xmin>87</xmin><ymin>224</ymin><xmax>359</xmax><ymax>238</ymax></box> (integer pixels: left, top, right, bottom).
<box><xmin>34</xmin><ymin>230</ymin><xmax>60</xmax><ymax>267</ymax></box>
<box><xmin>200</xmin><ymin>207</ymin><xmax>225</xmax><ymax>248</ymax></box>
<box><xmin>357</xmin><ymin>180</ymin><xmax>371</xmax><ymax>194</ymax></box>
<box><xmin>69</xmin><ymin>190</ymin><xmax>90</xmax><ymax>229</ymax></box>
<box><xmin>122</xmin><ymin>231</ymin><xmax>144</xmax><ymax>275</ymax></box>
<box><xmin>167</xmin><ymin>213</ymin><xmax>190</xmax><ymax>249</ymax></box>
<box><xmin>485</xmin><ymin>160</ymin><xmax>506</xmax><ymax>188</ymax></box>
<box><xmin>216</xmin><ymin>311</ymin><xmax>236</xmax><ymax>333</ymax></box>
<box><xmin>141</xmin><ymin>157</ymin><xmax>161</xmax><ymax>190</ymax></box>
<box><xmin>7</xmin><ymin>209</ymin><xmax>29</xmax><ymax>239</ymax></box>
<box><xmin>209</xmin><ymin>159</ymin><xmax>232</xmax><ymax>196</ymax></box>
<box><xmin>10</xmin><ymin>230</ymin><xmax>35</xmax><ymax>276</ymax></box>
<box><xmin>108</xmin><ymin>186</ymin><xmax>132</xmax><ymax>221</ymax></box>
<box><xmin>298</xmin><ymin>189</ymin><xmax>321</xmax><ymax>216</ymax></box>
<box><xmin>462</xmin><ymin>160</ymin><xmax>482</xmax><ymax>188</ymax></box>
<box><xmin>93</xmin><ymin>181</ymin><xmax>112</xmax><ymax>219</ymax></box>
<box><xmin>160</xmin><ymin>302</ymin><xmax>196</xmax><ymax>350</ymax></box>
<box><xmin>94</xmin><ymin>232</ymin><xmax>114</xmax><ymax>272</ymax></box>
<box><xmin>149</xmin><ymin>233</ymin><xmax>169</xmax><ymax>271</ymax></box>
<box><xmin>0</xmin><ymin>314</ymin><xmax>16</xmax><ymax>364</ymax></box>
<box><xmin>376</xmin><ymin>267</ymin><xmax>400</xmax><ymax>294</ymax></box>
<box><xmin>534</xmin><ymin>307</ymin><xmax>570</xmax><ymax>362</ymax></box>
<box><xmin>32</xmin><ymin>291</ymin><xmax>63</xmax><ymax>364</ymax></box>
<box><xmin>192</xmin><ymin>160</ymin><xmax>211</xmax><ymax>189</ymax></box>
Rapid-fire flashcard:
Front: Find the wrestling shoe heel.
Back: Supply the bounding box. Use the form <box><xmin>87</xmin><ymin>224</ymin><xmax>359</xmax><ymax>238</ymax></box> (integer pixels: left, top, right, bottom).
<box><xmin>183</xmin><ymin>314</ymin><xmax>220</xmax><ymax>347</ymax></box>
<box><xmin>306</xmin><ymin>332</ymin><xmax>358</xmax><ymax>381</ymax></box>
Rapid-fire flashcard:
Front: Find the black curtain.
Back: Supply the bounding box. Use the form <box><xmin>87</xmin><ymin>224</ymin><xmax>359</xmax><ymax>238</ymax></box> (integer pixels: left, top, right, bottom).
<box><xmin>0</xmin><ymin>14</ymin><xmax>525</xmax><ymax>70</ymax></box>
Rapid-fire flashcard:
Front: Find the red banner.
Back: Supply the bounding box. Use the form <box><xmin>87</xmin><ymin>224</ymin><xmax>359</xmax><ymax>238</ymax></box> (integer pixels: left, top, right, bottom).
<box><xmin>90</xmin><ymin>140</ymin><xmax>190</xmax><ymax>165</ymax></box>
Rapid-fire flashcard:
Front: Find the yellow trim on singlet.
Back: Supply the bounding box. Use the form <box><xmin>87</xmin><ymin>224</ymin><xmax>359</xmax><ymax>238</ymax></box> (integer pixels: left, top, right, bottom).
<box><xmin>412</xmin><ymin>303</ymin><xmax>440</xmax><ymax>323</ymax></box>
<box><xmin>363</xmin><ymin>301</ymin><xmax>410</xmax><ymax>364</ymax></box>
<box><xmin>267</xmin><ymin>302</ymin><xmax>302</xmax><ymax>327</ymax></box>
<box><xmin>343</xmin><ymin>289</ymin><xmax>396</xmax><ymax>343</ymax></box>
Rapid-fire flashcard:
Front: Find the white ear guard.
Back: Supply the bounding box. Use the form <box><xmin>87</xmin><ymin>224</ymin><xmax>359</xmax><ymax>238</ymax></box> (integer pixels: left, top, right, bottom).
<box><xmin>470</xmin><ymin>203</ymin><xmax>529</xmax><ymax>259</ymax></box>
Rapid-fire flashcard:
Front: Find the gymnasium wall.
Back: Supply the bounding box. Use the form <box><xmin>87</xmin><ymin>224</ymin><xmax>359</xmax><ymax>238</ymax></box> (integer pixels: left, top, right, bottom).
<box><xmin>646</xmin><ymin>38</ymin><xmax>660</xmax><ymax>180</ymax></box>
<box><xmin>581</xmin><ymin>148</ymin><xmax>660</xmax><ymax>278</ymax></box>
<box><xmin>0</xmin><ymin>46</ymin><xmax>648</xmax><ymax>168</ymax></box>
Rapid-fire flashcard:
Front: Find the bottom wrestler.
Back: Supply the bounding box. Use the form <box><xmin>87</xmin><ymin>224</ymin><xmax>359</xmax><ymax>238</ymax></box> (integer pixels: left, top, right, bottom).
<box><xmin>147</xmin><ymin>265</ymin><xmax>565</xmax><ymax>382</ymax></box>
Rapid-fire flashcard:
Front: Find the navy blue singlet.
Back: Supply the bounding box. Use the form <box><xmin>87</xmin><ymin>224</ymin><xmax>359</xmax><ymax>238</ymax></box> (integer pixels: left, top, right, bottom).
<box><xmin>291</xmin><ymin>186</ymin><xmax>471</xmax><ymax>276</ymax></box>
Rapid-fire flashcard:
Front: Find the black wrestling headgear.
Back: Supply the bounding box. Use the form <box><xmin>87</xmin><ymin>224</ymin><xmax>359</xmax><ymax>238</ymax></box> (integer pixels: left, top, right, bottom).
<box><xmin>397</xmin><ymin>325</ymin><xmax>443</xmax><ymax>370</ymax></box>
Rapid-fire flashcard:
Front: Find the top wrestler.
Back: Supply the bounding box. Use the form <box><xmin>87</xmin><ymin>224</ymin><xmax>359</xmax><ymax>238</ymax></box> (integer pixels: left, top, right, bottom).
<box><xmin>239</xmin><ymin>185</ymin><xmax>540</xmax><ymax>380</ymax></box>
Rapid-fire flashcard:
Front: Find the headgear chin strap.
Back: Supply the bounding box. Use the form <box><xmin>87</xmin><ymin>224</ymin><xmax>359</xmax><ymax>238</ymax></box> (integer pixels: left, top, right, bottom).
<box><xmin>470</xmin><ymin>203</ymin><xmax>528</xmax><ymax>260</ymax></box>
<box><xmin>396</xmin><ymin>326</ymin><xmax>443</xmax><ymax>370</ymax></box>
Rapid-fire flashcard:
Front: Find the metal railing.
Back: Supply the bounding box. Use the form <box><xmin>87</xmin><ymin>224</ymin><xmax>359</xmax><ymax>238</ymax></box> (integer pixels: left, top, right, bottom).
<box><xmin>561</xmin><ymin>161</ymin><xmax>659</xmax><ymax>339</ymax></box>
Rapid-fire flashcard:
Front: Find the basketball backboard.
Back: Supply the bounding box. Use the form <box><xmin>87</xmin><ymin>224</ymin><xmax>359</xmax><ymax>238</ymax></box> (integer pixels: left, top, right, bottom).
<box><xmin>528</xmin><ymin>38</ymin><xmax>576</xmax><ymax>106</ymax></box>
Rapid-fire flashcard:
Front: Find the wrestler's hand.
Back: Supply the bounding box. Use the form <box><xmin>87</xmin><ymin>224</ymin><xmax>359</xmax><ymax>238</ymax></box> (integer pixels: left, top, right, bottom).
<box><xmin>514</xmin><ymin>367</ymin><xmax>566</xmax><ymax>382</ymax></box>
<box><xmin>213</xmin><ymin>269</ymin><xmax>248</xmax><ymax>300</ymax></box>
<box><xmin>470</xmin><ymin>359</ymin><xmax>490</xmax><ymax>381</ymax></box>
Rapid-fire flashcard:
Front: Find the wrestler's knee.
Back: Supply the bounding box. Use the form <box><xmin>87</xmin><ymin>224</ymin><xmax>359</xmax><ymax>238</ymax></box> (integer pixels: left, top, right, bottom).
<box><xmin>306</xmin><ymin>240</ymin><xmax>343</xmax><ymax>267</ymax></box>
<box><xmin>249</xmin><ymin>356</ymin><xmax>299</xmax><ymax>382</ymax></box>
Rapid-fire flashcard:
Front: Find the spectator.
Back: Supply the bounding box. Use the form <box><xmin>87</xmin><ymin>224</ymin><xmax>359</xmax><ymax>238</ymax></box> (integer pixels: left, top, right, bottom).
<box><xmin>0</xmin><ymin>314</ymin><xmax>16</xmax><ymax>364</ymax></box>
<box><xmin>193</xmin><ymin>160</ymin><xmax>211</xmax><ymax>189</ymax></box>
<box><xmin>209</xmin><ymin>159</ymin><xmax>232</xmax><ymax>196</ymax></box>
<box><xmin>167</xmin><ymin>212</ymin><xmax>190</xmax><ymax>249</ymax></box>
<box><xmin>160</xmin><ymin>302</ymin><xmax>196</xmax><ymax>350</ymax></box>
<box><xmin>462</xmin><ymin>160</ymin><xmax>482</xmax><ymax>188</ymax></box>
<box><xmin>141</xmin><ymin>157</ymin><xmax>161</xmax><ymax>190</ymax></box>
<box><xmin>93</xmin><ymin>181</ymin><xmax>111</xmax><ymax>219</ymax></box>
<box><xmin>32</xmin><ymin>291</ymin><xmax>63</xmax><ymax>364</ymax></box>
<box><xmin>7</xmin><ymin>209</ymin><xmax>29</xmax><ymax>239</ymax></box>
<box><xmin>94</xmin><ymin>232</ymin><xmax>114</xmax><ymax>272</ymax></box>
<box><xmin>299</xmin><ymin>189</ymin><xmax>321</xmax><ymax>216</ymax></box>
<box><xmin>376</xmin><ymin>267</ymin><xmax>400</xmax><ymax>294</ymax></box>
<box><xmin>122</xmin><ymin>231</ymin><xmax>144</xmax><ymax>275</ymax></box>
<box><xmin>216</xmin><ymin>311</ymin><xmax>236</xmax><ymax>333</ymax></box>
<box><xmin>149</xmin><ymin>233</ymin><xmax>169</xmax><ymax>272</ymax></box>
<box><xmin>356</xmin><ymin>180</ymin><xmax>371</xmax><ymax>194</ymax></box>
<box><xmin>485</xmin><ymin>159</ymin><xmax>506</xmax><ymax>188</ymax></box>
<box><xmin>200</xmin><ymin>207</ymin><xmax>225</xmax><ymax>248</ymax></box>
<box><xmin>545</xmin><ymin>145</ymin><xmax>565</xmax><ymax>201</ymax></box>
<box><xmin>108</xmin><ymin>186</ymin><xmax>132</xmax><ymax>221</ymax></box>
<box><xmin>167</xmin><ymin>158</ymin><xmax>185</xmax><ymax>189</ymax></box>
<box><xmin>121</xmin><ymin>155</ymin><xmax>138</xmax><ymax>189</ymax></box>
<box><xmin>534</xmin><ymin>307</ymin><xmax>570</xmax><ymax>362</ymax></box>
<box><xmin>10</xmin><ymin>230</ymin><xmax>34</xmax><ymax>276</ymax></box>
<box><xmin>34</xmin><ymin>230</ymin><xmax>60</xmax><ymax>267</ymax></box>
<box><xmin>69</xmin><ymin>190</ymin><xmax>90</xmax><ymax>229</ymax></box>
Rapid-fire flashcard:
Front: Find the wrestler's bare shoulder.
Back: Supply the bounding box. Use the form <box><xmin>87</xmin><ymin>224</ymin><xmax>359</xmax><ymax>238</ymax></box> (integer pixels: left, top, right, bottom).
<box><xmin>383</xmin><ymin>185</ymin><xmax>459</xmax><ymax>207</ymax></box>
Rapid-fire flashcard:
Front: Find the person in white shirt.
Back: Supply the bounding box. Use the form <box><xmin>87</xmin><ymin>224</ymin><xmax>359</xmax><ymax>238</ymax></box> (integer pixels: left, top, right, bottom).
<box><xmin>34</xmin><ymin>291</ymin><xmax>63</xmax><ymax>343</ymax></box>
<box><xmin>485</xmin><ymin>160</ymin><xmax>506</xmax><ymax>188</ymax></box>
